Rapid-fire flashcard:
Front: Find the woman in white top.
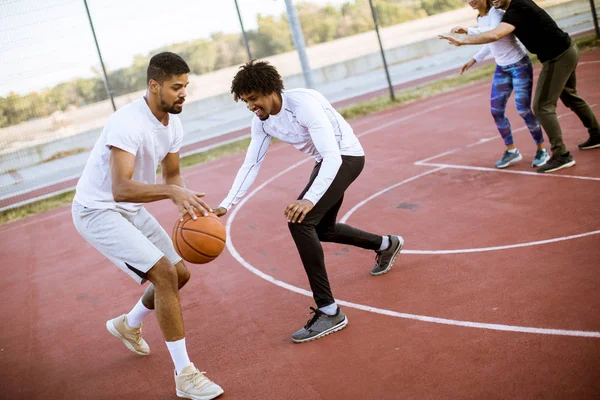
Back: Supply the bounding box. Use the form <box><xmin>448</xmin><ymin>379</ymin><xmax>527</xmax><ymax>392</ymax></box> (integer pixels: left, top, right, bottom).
<box><xmin>452</xmin><ymin>0</ymin><xmax>549</xmax><ymax>168</ymax></box>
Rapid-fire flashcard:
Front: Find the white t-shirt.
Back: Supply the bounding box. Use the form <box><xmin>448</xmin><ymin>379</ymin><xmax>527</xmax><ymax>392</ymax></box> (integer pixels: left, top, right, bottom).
<box><xmin>219</xmin><ymin>88</ymin><xmax>364</xmax><ymax>209</ymax></box>
<box><xmin>468</xmin><ymin>7</ymin><xmax>527</xmax><ymax>66</ymax></box>
<box><xmin>74</xmin><ymin>97</ymin><xmax>183</xmax><ymax>213</ymax></box>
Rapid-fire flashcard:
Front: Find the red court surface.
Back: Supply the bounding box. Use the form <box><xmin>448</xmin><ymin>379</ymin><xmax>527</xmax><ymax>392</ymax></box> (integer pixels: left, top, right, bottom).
<box><xmin>1</xmin><ymin>49</ymin><xmax>599</xmax><ymax>399</ymax></box>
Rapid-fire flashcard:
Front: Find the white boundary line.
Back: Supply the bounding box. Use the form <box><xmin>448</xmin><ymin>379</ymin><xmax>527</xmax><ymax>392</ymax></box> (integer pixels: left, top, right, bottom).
<box><xmin>417</xmin><ymin>162</ymin><xmax>600</xmax><ymax>181</ymax></box>
<box><xmin>224</xmin><ymin>97</ymin><xmax>600</xmax><ymax>338</ymax></box>
<box><xmin>402</xmin><ymin>230</ymin><xmax>600</xmax><ymax>254</ymax></box>
<box><xmin>225</xmin><ymin>169</ymin><xmax>600</xmax><ymax>338</ymax></box>
<box><xmin>339</xmin><ymin>167</ymin><xmax>446</xmax><ymax>223</ymax></box>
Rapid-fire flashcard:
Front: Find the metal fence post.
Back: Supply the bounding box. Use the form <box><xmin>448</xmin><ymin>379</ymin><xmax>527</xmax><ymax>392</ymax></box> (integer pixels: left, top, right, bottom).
<box><xmin>368</xmin><ymin>0</ymin><xmax>395</xmax><ymax>101</ymax></box>
<box><xmin>234</xmin><ymin>0</ymin><xmax>253</xmax><ymax>61</ymax></box>
<box><xmin>589</xmin><ymin>0</ymin><xmax>600</xmax><ymax>38</ymax></box>
<box><xmin>83</xmin><ymin>0</ymin><xmax>116</xmax><ymax>112</ymax></box>
<box><xmin>284</xmin><ymin>0</ymin><xmax>314</xmax><ymax>88</ymax></box>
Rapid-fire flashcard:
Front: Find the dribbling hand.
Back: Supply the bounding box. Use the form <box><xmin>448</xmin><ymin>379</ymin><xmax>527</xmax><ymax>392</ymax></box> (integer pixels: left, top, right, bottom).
<box><xmin>170</xmin><ymin>186</ymin><xmax>212</xmax><ymax>221</ymax></box>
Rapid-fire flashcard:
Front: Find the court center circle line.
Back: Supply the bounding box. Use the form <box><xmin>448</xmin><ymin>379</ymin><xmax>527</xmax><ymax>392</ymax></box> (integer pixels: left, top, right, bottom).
<box><xmin>225</xmin><ymin>160</ymin><xmax>600</xmax><ymax>338</ymax></box>
<box><xmin>340</xmin><ymin>172</ymin><xmax>600</xmax><ymax>254</ymax></box>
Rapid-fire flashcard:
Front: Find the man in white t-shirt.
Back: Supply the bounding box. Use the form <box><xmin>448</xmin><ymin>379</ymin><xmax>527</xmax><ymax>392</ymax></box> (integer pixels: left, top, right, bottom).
<box><xmin>213</xmin><ymin>61</ymin><xmax>404</xmax><ymax>343</ymax></box>
<box><xmin>72</xmin><ymin>52</ymin><xmax>223</xmax><ymax>399</ymax></box>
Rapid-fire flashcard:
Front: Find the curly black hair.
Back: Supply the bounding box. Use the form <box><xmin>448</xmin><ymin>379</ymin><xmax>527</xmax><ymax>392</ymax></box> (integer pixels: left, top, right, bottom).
<box><xmin>147</xmin><ymin>52</ymin><xmax>190</xmax><ymax>84</ymax></box>
<box><xmin>231</xmin><ymin>60</ymin><xmax>284</xmax><ymax>102</ymax></box>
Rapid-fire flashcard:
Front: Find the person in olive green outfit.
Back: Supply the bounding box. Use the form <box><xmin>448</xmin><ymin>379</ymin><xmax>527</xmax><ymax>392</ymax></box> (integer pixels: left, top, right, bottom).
<box><xmin>440</xmin><ymin>0</ymin><xmax>600</xmax><ymax>173</ymax></box>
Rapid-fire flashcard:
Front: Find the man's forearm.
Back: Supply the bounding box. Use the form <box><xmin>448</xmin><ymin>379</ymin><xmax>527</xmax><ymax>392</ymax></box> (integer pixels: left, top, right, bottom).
<box><xmin>113</xmin><ymin>180</ymin><xmax>175</xmax><ymax>203</ymax></box>
<box><xmin>463</xmin><ymin>31</ymin><xmax>499</xmax><ymax>45</ymax></box>
<box><xmin>165</xmin><ymin>174</ymin><xmax>186</xmax><ymax>188</ymax></box>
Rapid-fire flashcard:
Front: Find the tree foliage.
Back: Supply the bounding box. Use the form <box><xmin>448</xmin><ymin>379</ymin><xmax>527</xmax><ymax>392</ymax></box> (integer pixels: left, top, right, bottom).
<box><xmin>0</xmin><ymin>0</ymin><xmax>461</xmax><ymax>129</ymax></box>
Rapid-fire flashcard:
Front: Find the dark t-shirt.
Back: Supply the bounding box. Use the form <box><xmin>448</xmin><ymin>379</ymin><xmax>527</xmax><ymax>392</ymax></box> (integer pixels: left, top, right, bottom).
<box><xmin>502</xmin><ymin>0</ymin><xmax>571</xmax><ymax>62</ymax></box>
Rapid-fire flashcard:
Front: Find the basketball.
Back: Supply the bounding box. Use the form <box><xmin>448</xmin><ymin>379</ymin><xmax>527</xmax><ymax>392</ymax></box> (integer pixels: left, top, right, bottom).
<box><xmin>172</xmin><ymin>213</ymin><xmax>226</xmax><ymax>264</ymax></box>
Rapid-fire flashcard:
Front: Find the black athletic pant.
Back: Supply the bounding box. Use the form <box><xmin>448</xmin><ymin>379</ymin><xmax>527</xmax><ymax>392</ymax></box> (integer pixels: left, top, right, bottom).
<box><xmin>288</xmin><ymin>155</ymin><xmax>382</xmax><ymax>308</ymax></box>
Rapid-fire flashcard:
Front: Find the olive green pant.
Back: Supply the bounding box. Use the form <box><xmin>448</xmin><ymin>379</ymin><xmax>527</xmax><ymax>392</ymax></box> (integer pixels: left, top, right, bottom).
<box><xmin>533</xmin><ymin>43</ymin><xmax>600</xmax><ymax>156</ymax></box>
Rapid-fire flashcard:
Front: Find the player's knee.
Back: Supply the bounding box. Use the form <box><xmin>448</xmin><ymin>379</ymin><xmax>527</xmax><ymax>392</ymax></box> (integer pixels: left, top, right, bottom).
<box><xmin>177</xmin><ymin>265</ymin><xmax>191</xmax><ymax>288</ymax></box>
<box><xmin>532</xmin><ymin>99</ymin><xmax>547</xmax><ymax>116</ymax></box>
<box><xmin>516</xmin><ymin>106</ymin><xmax>532</xmax><ymax>118</ymax></box>
<box><xmin>288</xmin><ymin>220</ymin><xmax>312</xmax><ymax>237</ymax></box>
<box><xmin>560</xmin><ymin>94</ymin><xmax>583</xmax><ymax>111</ymax></box>
<box><xmin>490</xmin><ymin>107</ymin><xmax>505</xmax><ymax>121</ymax></box>
<box><xmin>147</xmin><ymin>258</ymin><xmax>178</xmax><ymax>289</ymax></box>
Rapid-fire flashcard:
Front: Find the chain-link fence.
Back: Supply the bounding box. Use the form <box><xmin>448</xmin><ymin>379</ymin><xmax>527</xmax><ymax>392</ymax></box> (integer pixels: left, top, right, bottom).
<box><xmin>1</xmin><ymin>0</ymin><xmax>598</xmax><ymax>211</ymax></box>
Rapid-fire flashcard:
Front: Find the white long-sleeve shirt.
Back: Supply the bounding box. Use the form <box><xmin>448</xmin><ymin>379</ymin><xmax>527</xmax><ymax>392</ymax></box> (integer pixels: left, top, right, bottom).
<box><xmin>219</xmin><ymin>88</ymin><xmax>364</xmax><ymax>210</ymax></box>
<box><xmin>468</xmin><ymin>7</ymin><xmax>527</xmax><ymax>66</ymax></box>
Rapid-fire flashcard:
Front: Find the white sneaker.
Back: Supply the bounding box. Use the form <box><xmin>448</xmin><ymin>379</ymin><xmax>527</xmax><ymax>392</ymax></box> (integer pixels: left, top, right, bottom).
<box><xmin>106</xmin><ymin>314</ymin><xmax>150</xmax><ymax>355</ymax></box>
<box><xmin>175</xmin><ymin>363</ymin><xmax>224</xmax><ymax>400</ymax></box>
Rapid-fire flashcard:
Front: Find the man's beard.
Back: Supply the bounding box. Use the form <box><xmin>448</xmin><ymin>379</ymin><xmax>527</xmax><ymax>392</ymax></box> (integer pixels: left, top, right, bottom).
<box><xmin>160</xmin><ymin>98</ymin><xmax>184</xmax><ymax>114</ymax></box>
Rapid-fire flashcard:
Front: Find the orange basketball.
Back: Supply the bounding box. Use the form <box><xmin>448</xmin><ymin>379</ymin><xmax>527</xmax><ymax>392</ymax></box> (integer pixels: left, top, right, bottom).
<box><xmin>172</xmin><ymin>213</ymin><xmax>226</xmax><ymax>264</ymax></box>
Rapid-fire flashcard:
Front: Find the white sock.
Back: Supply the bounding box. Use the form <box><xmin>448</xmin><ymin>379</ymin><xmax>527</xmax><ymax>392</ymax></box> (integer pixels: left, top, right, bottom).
<box><xmin>126</xmin><ymin>299</ymin><xmax>153</xmax><ymax>328</ymax></box>
<box><xmin>166</xmin><ymin>338</ymin><xmax>191</xmax><ymax>375</ymax></box>
<box><xmin>508</xmin><ymin>148</ymin><xmax>518</xmax><ymax>153</ymax></box>
<box><xmin>319</xmin><ymin>303</ymin><xmax>338</xmax><ymax>316</ymax></box>
<box><xmin>378</xmin><ymin>236</ymin><xmax>390</xmax><ymax>252</ymax></box>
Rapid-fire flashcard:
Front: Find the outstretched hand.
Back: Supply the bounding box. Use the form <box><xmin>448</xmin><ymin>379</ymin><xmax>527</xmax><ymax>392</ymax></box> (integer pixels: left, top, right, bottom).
<box><xmin>439</xmin><ymin>34</ymin><xmax>463</xmax><ymax>46</ymax></box>
<box><xmin>285</xmin><ymin>199</ymin><xmax>314</xmax><ymax>224</ymax></box>
<box><xmin>170</xmin><ymin>186</ymin><xmax>212</xmax><ymax>221</ymax></box>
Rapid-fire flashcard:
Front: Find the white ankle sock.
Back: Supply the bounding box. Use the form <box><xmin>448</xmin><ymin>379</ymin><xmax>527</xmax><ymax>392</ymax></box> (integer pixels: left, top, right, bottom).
<box><xmin>166</xmin><ymin>338</ymin><xmax>192</xmax><ymax>375</ymax></box>
<box><xmin>318</xmin><ymin>303</ymin><xmax>338</xmax><ymax>316</ymax></box>
<box><xmin>378</xmin><ymin>236</ymin><xmax>390</xmax><ymax>251</ymax></box>
<box><xmin>508</xmin><ymin>148</ymin><xmax>518</xmax><ymax>153</ymax></box>
<box><xmin>126</xmin><ymin>299</ymin><xmax>153</xmax><ymax>328</ymax></box>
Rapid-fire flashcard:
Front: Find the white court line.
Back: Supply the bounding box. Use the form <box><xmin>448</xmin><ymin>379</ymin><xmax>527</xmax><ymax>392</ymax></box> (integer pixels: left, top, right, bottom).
<box><xmin>339</xmin><ymin>167</ymin><xmax>446</xmax><ymax>223</ymax></box>
<box><xmin>416</xmin><ymin>104</ymin><xmax>598</xmax><ymax>164</ymax></box>
<box><xmin>224</xmin><ymin>97</ymin><xmax>600</xmax><ymax>338</ymax></box>
<box><xmin>340</xmin><ymin>166</ymin><xmax>600</xmax><ymax>253</ymax></box>
<box><xmin>357</xmin><ymin>93</ymin><xmax>482</xmax><ymax>138</ymax></box>
<box><xmin>419</xmin><ymin>162</ymin><xmax>600</xmax><ymax>181</ymax></box>
<box><xmin>402</xmin><ymin>230</ymin><xmax>600</xmax><ymax>254</ymax></box>
<box><xmin>225</xmin><ymin>172</ymin><xmax>600</xmax><ymax>338</ymax></box>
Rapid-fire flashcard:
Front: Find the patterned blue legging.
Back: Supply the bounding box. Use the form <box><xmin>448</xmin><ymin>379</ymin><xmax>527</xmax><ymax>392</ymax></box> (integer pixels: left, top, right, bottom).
<box><xmin>490</xmin><ymin>56</ymin><xmax>544</xmax><ymax>146</ymax></box>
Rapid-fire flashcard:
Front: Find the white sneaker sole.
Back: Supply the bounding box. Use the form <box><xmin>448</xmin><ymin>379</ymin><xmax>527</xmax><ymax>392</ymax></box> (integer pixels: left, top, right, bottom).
<box><xmin>539</xmin><ymin>159</ymin><xmax>576</xmax><ymax>173</ymax></box>
<box><xmin>371</xmin><ymin>236</ymin><xmax>404</xmax><ymax>276</ymax></box>
<box><xmin>579</xmin><ymin>143</ymin><xmax>600</xmax><ymax>150</ymax></box>
<box><xmin>495</xmin><ymin>153</ymin><xmax>522</xmax><ymax>169</ymax></box>
<box><xmin>292</xmin><ymin>316</ymin><xmax>349</xmax><ymax>343</ymax></box>
<box><xmin>105</xmin><ymin>320</ymin><xmax>149</xmax><ymax>356</ymax></box>
<box><xmin>176</xmin><ymin>387</ymin><xmax>224</xmax><ymax>400</ymax></box>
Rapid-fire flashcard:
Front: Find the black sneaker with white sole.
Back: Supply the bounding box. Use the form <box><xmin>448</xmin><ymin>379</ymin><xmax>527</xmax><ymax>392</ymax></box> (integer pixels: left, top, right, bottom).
<box><xmin>370</xmin><ymin>235</ymin><xmax>404</xmax><ymax>276</ymax></box>
<box><xmin>291</xmin><ymin>307</ymin><xmax>348</xmax><ymax>343</ymax></box>
<box><xmin>536</xmin><ymin>152</ymin><xmax>575</xmax><ymax>173</ymax></box>
<box><xmin>578</xmin><ymin>136</ymin><xmax>600</xmax><ymax>150</ymax></box>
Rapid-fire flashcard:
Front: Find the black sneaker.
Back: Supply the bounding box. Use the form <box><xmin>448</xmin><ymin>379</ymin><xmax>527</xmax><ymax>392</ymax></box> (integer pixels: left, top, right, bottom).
<box><xmin>291</xmin><ymin>307</ymin><xmax>348</xmax><ymax>343</ymax></box>
<box><xmin>578</xmin><ymin>136</ymin><xmax>600</xmax><ymax>150</ymax></box>
<box><xmin>536</xmin><ymin>152</ymin><xmax>575</xmax><ymax>173</ymax></box>
<box><xmin>370</xmin><ymin>235</ymin><xmax>404</xmax><ymax>276</ymax></box>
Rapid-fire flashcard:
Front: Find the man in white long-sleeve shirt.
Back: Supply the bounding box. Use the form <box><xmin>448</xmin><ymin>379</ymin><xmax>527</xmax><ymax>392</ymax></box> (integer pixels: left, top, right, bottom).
<box><xmin>214</xmin><ymin>61</ymin><xmax>403</xmax><ymax>343</ymax></box>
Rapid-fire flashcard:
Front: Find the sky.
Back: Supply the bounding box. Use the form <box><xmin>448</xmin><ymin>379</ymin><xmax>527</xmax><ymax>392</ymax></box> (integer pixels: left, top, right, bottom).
<box><xmin>0</xmin><ymin>0</ymin><xmax>348</xmax><ymax>96</ymax></box>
